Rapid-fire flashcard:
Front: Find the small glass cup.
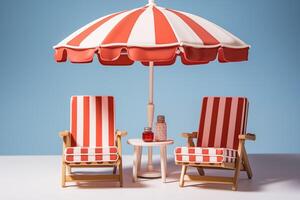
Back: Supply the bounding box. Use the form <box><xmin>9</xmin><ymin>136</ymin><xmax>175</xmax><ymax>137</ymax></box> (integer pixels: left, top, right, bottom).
<box><xmin>142</xmin><ymin>127</ymin><xmax>154</xmax><ymax>142</ymax></box>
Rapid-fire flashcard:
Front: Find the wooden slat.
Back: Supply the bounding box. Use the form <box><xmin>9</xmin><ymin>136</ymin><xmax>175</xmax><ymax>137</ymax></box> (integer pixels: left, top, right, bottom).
<box><xmin>185</xmin><ymin>175</ymin><xmax>233</xmax><ymax>185</ymax></box>
<box><xmin>66</xmin><ymin>174</ymin><xmax>119</xmax><ymax>182</ymax></box>
<box><xmin>67</xmin><ymin>160</ymin><xmax>119</xmax><ymax>167</ymax></box>
<box><xmin>175</xmin><ymin>162</ymin><xmax>236</xmax><ymax>170</ymax></box>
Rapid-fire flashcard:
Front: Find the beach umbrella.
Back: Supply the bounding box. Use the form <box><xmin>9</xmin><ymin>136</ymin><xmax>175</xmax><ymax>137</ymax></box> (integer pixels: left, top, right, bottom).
<box><xmin>54</xmin><ymin>0</ymin><xmax>249</xmax><ymax>175</ymax></box>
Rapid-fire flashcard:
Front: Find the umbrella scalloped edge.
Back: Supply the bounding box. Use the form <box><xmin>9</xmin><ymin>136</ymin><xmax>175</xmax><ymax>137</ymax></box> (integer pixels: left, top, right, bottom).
<box><xmin>54</xmin><ymin>46</ymin><xmax>249</xmax><ymax>66</ymax></box>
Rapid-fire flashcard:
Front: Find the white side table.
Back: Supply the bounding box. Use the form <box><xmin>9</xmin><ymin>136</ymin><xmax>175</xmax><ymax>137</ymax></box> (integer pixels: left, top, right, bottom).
<box><xmin>127</xmin><ymin>138</ymin><xmax>174</xmax><ymax>183</ymax></box>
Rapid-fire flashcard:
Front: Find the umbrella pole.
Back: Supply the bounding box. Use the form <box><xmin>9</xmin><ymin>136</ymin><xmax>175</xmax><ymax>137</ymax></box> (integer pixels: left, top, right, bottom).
<box><xmin>147</xmin><ymin>61</ymin><xmax>155</xmax><ymax>172</ymax></box>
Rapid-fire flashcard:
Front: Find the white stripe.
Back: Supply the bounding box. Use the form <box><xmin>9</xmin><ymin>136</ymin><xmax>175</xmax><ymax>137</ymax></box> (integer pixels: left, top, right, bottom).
<box><xmin>194</xmin><ymin>148</ymin><xmax>201</xmax><ymax>154</ymax></box>
<box><xmin>76</xmin><ymin>96</ymin><xmax>84</xmax><ymax>146</ymax></box>
<box><xmin>176</xmin><ymin>10</ymin><xmax>248</xmax><ymax>47</ymax></box>
<box><xmin>102</xmin><ymin>148</ymin><xmax>110</xmax><ymax>154</ymax></box>
<box><xmin>181</xmin><ymin>147</ymin><xmax>188</xmax><ymax>154</ymax></box>
<box><xmin>89</xmin><ymin>97</ymin><xmax>96</xmax><ymax>147</ymax></box>
<box><xmin>195</xmin><ymin>155</ymin><xmax>202</xmax><ymax>163</ymax></box>
<box><xmin>210</xmin><ymin>156</ymin><xmax>217</xmax><ymax>163</ymax></box>
<box><xmin>54</xmin><ymin>12</ymin><xmax>120</xmax><ymax>47</ymax></box>
<box><xmin>80</xmin><ymin>9</ymin><xmax>141</xmax><ymax>47</ymax></box>
<box><xmin>159</xmin><ymin>8</ymin><xmax>203</xmax><ymax>45</ymax></box>
<box><xmin>103</xmin><ymin>155</ymin><xmax>110</xmax><ymax>161</ymax></box>
<box><xmin>127</xmin><ymin>6</ymin><xmax>155</xmax><ymax>45</ymax></box>
<box><xmin>73</xmin><ymin>148</ymin><xmax>81</xmax><ymax>162</ymax></box>
<box><xmin>182</xmin><ymin>155</ymin><xmax>189</xmax><ymax>162</ymax></box>
<box><xmin>226</xmin><ymin>98</ymin><xmax>239</xmax><ymax>149</ymax></box>
<box><xmin>88</xmin><ymin>148</ymin><xmax>94</xmax><ymax>156</ymax></box>
<box><xmin>214</xmin><ymin>98</ymin><xmax>226</xmax><ymax>147</ymax></box>
<box><xmin>88</xmin><ymin>155</ymin><xmax>94</xmax><ymax>162</ymax></box>
<box><xmin>102</xmin><ymin>96</ymin><xmax>109</xmax><ymax>147</ymax></box>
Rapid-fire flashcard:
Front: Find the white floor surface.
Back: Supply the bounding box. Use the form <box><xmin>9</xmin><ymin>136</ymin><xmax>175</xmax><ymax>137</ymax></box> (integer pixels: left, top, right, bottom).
<box><xmin>0</xmin><ymin>154</ymin><xmax>299</xmax><ymax>200</ymax></box>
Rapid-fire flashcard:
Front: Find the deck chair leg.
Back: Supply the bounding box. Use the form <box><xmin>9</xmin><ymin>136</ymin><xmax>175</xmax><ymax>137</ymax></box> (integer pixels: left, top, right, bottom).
<box><xmin>196</xmin><ymin>167</ymin><xmax>205</xmax><ymax>176</ymax></box>
<box><xmin>119</xmin><ymin>160</ymin><xmax>123</xmax><ymax>187</ymax></box>
<box><xmin>61</xmin><ymin>162</ymin><xmax>66</xmax><ymax>187</ymax></box>
<box><xmin>242</xmin><ymin>146</ymin><xmax>253</xmax><ymax>179</ymax></box>
<box><xmin>66</xmin><ymin>165</ymin><xmax>71</xmax><ymax>174</ymax></box>
<box><xmin>232</xmin><ymin>144</ymin><xmax>244</xmax><ymax>191</ymax></box>
<box><xmin>113</xmin><ymin>166</ymin><xmax>117</xmax><ymax>174</ymax></box>
<box><xmin>179</xmin><ymin>165</ymin><xmax>187</xmax><ymax>187</ymax></box>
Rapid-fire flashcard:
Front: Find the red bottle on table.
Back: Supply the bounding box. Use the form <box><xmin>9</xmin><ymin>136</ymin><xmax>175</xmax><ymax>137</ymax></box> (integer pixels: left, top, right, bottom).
<box><xmin>142</xmin><ymin>127</ymin><xmax>154</xmax><ymax>142</ymax></box>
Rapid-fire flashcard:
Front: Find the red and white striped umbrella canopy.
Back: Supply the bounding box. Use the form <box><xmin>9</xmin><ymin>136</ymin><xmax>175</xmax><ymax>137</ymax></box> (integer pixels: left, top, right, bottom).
<box><xmin>54</xmin><ymin>1</ymin><xmax>250</xmax><ymax>66</ymax></box>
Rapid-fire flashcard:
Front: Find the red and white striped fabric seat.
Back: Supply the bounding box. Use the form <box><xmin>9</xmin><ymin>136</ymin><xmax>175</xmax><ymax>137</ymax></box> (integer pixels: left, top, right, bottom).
<box><xmin>64</xmin><ymin>96</ymin><xmax>118</xmax><ymax>163</ymax></box>
<box><xmin>65</xmin><ymin>146</ymin><xmax>118</xmax><ymax>163</ymax></box>
<box><xmin>175</xmin><ymin>97</ymin><xmax>249</xmax><ymax>164</ymax></box>
<box><xmin>175</xmin><ymin>147</ymin><xmax>237</xmax><ymax>163</ymax></box>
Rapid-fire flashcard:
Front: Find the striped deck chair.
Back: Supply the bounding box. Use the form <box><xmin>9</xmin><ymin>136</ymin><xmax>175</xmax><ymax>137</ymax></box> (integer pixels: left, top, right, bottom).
<box><xmin>174</xmin><ymin>97</ymin><xmax>256</xmax><ymax>190</ymax></box>
<box><xmin>59</xmin><ymin>96</ymin><xmax>127</xmax><ymax>187</ymax></box>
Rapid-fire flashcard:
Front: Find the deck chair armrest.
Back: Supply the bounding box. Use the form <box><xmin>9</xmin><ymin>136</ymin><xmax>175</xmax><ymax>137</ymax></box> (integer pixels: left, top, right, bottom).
<box><xmin>59</xmin><ymin>130</ymin><xmax>70</xmax><ymax>138</ymax></box>
<box><xmin>181</xmin><ymin>132</ymin><xmax>198</xmax><ymax>138</ymax></box>
<box><xmin>181</xmin><ymin>132</ymin><xmax>198</xmax><ymax>147</ymax></box>
<box><xmin>116</xmin><ymin>130</ymin><xmax>128</xmax><ymax>137</ymax></box>
<box><xmin>59</xmin><ymin>130</ymin><xmax>71</xmax><ymax>148</ymax></box>
<box><xmin>239</xmin><ymin>133</ymin><xmax>256</xmax><ymax>141</ymax></box>
<box><xmin>116</xmin><ymin>130</ymin><xmax>127</xmax><ymax>155</ymax></box>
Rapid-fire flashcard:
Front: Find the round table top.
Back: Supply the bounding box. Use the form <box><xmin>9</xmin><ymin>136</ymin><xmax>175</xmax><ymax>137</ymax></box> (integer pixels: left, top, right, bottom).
<box><xmin>127</xmin><ymin>138</ymin><xmax>174</xmax><ymax>146</ymax></box>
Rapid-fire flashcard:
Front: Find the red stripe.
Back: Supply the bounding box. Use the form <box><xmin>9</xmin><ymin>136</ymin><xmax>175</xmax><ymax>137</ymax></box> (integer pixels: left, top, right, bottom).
<box><xmin>175</xmin><ymin>148</ymin><xmax>181</xmax><ymax>153</ymax></box>
<box><xmin>197</xmin><ymin>97</ymin><xmax>208</xmax><ymax>146</ymax></box>
<box><xmin>176</xmin><ymin>155</ymin><xmax>182</xmax><ymax>161</ymax></box>
<box><xmin>190</xmin><ymin>155</ymin><xmax>196</xmax><ymax>162</ymax></box>
<box><xmin>208</xmin><ymin>97</ymin><xmax>220</xmax><ymax>147</ymax></box>
<box><xmin>110</xmin><ymin>148</ymin><xmax>117</xmax><ymax>153</ymax></box>
<box><xmin>67</xmin><ymin>12</ymin><xmax>123</xmax><ymax>46</ymax></box>
<box><xmin>81</xmin><ymin>148</ymin><xmax>88</xmax><ymax>154</ymax></box>
<box><xmin>81</xmin><ymin>155</ymin><xmax>88</xmax><ymax>161</ymax></box>
<box><xmin>95</xmin><ymin>97</ymin><xmax>103</xmax><ymax>146</ymax></box>
<box><xmin>66</xmin><ymin>155</ymin><xmax>73</xmax><ymax>162</ymax></box>
<box><xmin>83</xmin><ymin>96</ymin><xmax>90</xmax><ymax>147</ymax></box>
<box><xmin>153</xmin><ymin>7</ymin><xmax>178</xmax><ymax>44</ymax></box>
<box><xmin>241</xmin><ymin>99</ymin><xmax>249</xmax><ymax>135</ymax></box>
<box><xmin>102</xmin><ymin>8</ymin><xmax>146</xmax><ymax>44</ymax></box>
<box><xmin>220</xmin><ymin>98</ymin><xmax>232</xmax><ymax>148</ymax></box>
<box><xmin>167</xmin><ymin>9</ymin><xmax>219</xmax><ymax>45</ymax></box>
<box><xmin>71</xmin><ymin>97</ymin><xmax>77</xmax><ymax>146</ymax></box>
<box><xmin>96</xmin><ymin>155</ymin><xmax>103</xmax><ymax>161</ymax></box>
<box><xmin>233</xmin><ymin>98</ymin><xmax>245</xmax><ymax>149</ymax></box>
<box><xmin>108</xmin><ymin>97</ymin><xmax>115</xmax><ymax>146</ymax></box>
<box><xmin>203</xmin><ymin>156</ymin><xmax>209</xmax><ymax>162</ymax></box>
<box><xmin>188</xmin><ymin>148</ymin><xmax>195</xmax><ymax>154</ymax></box>
<box><xmin>216</xmin><ymin>149</ymin><xmax>223</xmax><ymax>155</ymax></box>
<box><xmin>66</xmin><ymin>148</ymin><xmax>73</xmax><ymax>154</ymax></box>
<box><xmin>217</xmin><ymin>156</ymin><xmax>223</xmax><ymax>162</ymax></box>
<box><xmin>202</xmin><ymin>149</ymin><xmax>208</xmax><ymax>154</ymax></box>
<box><xmin>110</xmin><ymin>155</ymin><xmax>118</xmax><ymax>161</ymax></box>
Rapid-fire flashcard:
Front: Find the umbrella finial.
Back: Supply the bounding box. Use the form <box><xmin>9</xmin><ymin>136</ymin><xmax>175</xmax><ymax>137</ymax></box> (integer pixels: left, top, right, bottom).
<box><xmin>148</xmin><ymin>0</ymin><xmax>156</xmax><ymax>6</ymax></box>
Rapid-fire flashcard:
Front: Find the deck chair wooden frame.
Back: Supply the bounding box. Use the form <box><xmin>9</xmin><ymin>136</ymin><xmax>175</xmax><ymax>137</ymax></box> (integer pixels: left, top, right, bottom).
<box><xmin>59</xmin><ymin>96</ymin><xmax>127</xmax><ymax>187</ymax></box>
<box><xmin>59</xmin><ymin>130</ymin><xmax>127</xmax><ymax>187</ymax></box>
<box><xmin>177</xmin><ymin>132</ymin><xmax>255</xmax><ymax>191</ymax></box>
<box><xmin>175</xmin><ymin>96</ymin><xmax>256</xmax><ymax>191</ymax></box>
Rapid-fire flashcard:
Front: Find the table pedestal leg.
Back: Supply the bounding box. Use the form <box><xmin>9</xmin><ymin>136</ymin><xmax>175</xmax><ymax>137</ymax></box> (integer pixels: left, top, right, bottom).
<box><xmin>138</xmin><ymin>146</ymin><xmax>161</xmax><ymax>178</ymax></box>
<box><xmin>147</xmin><ymin>146</ymin><xmax>154</xmax><ymax>171</ymax></box>
<box><xmin>160</xmin><ymin>145</ymin><xmax>167</xmax><ymax>182</ymax></box>
<box><xmin>133</xmin><ymin>146</ymin><xmax>142</xmax><ymax>182</ymax></box>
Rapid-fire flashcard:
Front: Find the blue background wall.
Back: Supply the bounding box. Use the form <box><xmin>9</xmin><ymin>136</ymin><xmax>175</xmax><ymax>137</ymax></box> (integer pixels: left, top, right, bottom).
<box><xmin>0</xmin><ymin>0</ymin><xmax>299</xmax><ymax>155</ymax></box>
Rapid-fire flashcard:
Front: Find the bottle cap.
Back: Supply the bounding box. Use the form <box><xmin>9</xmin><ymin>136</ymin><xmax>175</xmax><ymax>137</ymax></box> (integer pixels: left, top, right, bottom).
<box><xmin>157</xmin><ymin>115</ymin><xmax>165</xmax><ymax>122</ymax></box>
<box><xmin>144</xmin><ymin>127</ymin><xmax>152</xmax><ymax>131</ymax></box>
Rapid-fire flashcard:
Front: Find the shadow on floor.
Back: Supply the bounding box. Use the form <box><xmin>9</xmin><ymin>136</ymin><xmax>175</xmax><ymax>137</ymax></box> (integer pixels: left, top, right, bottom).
<box><xmin>66</xmin><ymin>164</ymin><xmax>148</xmax><ymax>189</ymax></box>
<box><xmin>65</xmin><ymin>154</ymin><xmax>300</xmax><ymax>191</ymax></box>
<box><xmin>163</xmin><ymin>154</ymin><xmax>300</xmax><ymax>192</ymax></box>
